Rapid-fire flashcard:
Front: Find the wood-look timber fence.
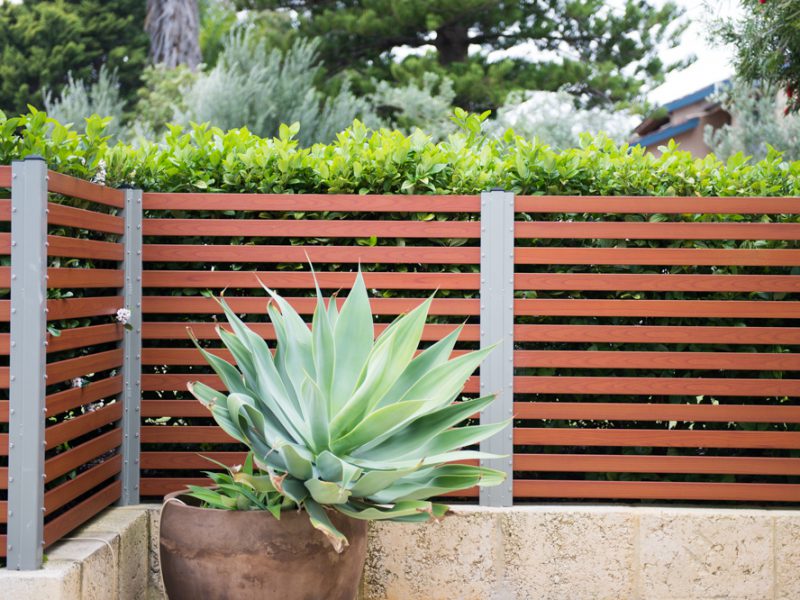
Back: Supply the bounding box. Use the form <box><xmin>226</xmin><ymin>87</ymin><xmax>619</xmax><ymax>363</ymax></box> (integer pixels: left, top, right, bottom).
<box><xmin>2</xmin><ymin>158</ymin><xmax>799</xmax><ymax>568</ymax></box>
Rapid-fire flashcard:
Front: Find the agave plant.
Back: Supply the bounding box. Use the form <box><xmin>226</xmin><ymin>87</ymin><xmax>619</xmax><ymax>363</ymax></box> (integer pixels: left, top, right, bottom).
<box><xmin>187</xmin><ymin>269</ymin><xmax>507</xmax><ymax>551</ymax></box>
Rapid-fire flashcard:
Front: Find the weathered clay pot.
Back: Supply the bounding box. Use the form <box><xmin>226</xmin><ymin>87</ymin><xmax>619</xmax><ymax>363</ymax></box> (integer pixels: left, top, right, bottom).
<box><xmin>159</xmin><ymin>490</ymin><xmax>368</xmax><ymax>600</ymax></box>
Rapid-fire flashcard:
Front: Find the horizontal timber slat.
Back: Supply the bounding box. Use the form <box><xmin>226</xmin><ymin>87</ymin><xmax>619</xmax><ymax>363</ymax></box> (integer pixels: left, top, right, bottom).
<box><xmin>47</xmin><ymin>171</ymin><xmax>125</xmax><ymax>208</ymax></box>
<box><xmin>141</xmin><ymin>451</ymin><xmax>246</xmax><ymax>469</ymax></box>
<box><xmin>514</xmin><ymin>376</ymin><xmax>800</xmax><ymax>396</ymax></box>
<box><xmin>0</xmin><ymin>165</ymin><xmax>9</xmax><ymax>188</ymax></box>
<box><xmin>142</xmin><ymin>400</ymin><xmax>210</xmax><ymax>417</ymax></box>
<box><xmin>143</xmin><ymin>296</ymin><xmax>479</xmax><ymax>315</ymax></box>
<box><xmin>43</xmin><ymin>481</ymin><xmax>121</xmax><ymax>548</ymax></box>
<box><xmin>46</xmin><ymin>296</ymin><xmax>123</xmax><ymax>320</ymax></box>
<box><xmin>143</xmin><ymin>244</ymin><xmax>479</xmax><ymax>264</ymax></box>
<box><xmin>513</xmin><ymin>402</ymin><xmax>800</xmax><ymax>422</ymax></box>
<box><xmin>514</xmin><ymin>454</ymin><xmax>800</xmax><ymax>475</ymax></box>
<box><xmin>144</xmin><ymin>218</ymin><xmax>479</xmax><ymax>238</ymax></box>
<box><xmin>45</xmin><ymin>324</ymin><xmax>123</xmax><ymax>353</ymax></box>
<box><xmin>143</xmin><ymin>270</ymin><xmax>479</xmax><ymax>290</ymax></box>
<box><xmin>514</xmin><ymin>350</ymin><xmax>800</xmax><ymax>370</ymax></box>
<box><xmin>46</xmin><ymin>403</ymin><xmax>122</xmax><ymax>450</ymax></box>
<box><xmin>141</xmin><ymin>374</ymin><xmax>480</xmax><ymax>394</ymax></box>
<box><xmin>48</xmin><ymin>202</ymin><xmax>123</xmax><ymax>234</ymax></box>
<box><xmin>514</xmin><ymin>221</ymin><xmax>800</xmax><ymax>240</ymax></box>
<box><xmin>45</xmin><ymin>429</ymin><xmax>123</xmax><ymax>482</ymax></box>
<box><xmin>514</xmin><ymin>299</ymin><xmax>800</xmax><ymax>318</ymax></box>
<box><xmin>515</xmin><ymin>196</ymin><xmax>800</xmax><ymax>214</ymax></box>
<box><xmin>44</xmin><ymin>455</ymin><xmax>122</xmax><ymax>515</ymax></box>
<box><xmin>47</xmin><ymin>235</ymin><xmax>123</xmax><ymax>260</ymax></box>
<box><xmin>142</xmin><ymin>193</ymin><xmax>480</xmax><ymax>212</ymax></box>
<box><xmin>515</xmin><ymin>247</ymin><xmax>800</xmax><ymax>266</ymax></box>
<box><xmin>46</xmin><ymin>376</ymin><xmax>123</xmax><ymax>416</ymax></box>
<box><xmin>513</xmin><ymin>480</ymin><xmax>800</xmax><ymax>501</ymax></box>
<box><xmin>514</xmin><ymin>273</ymin><xmax>800</xmax><ymax>292</ymax></box>
<box><xmin>514</xmin><ymin>428</ymin><xmax>800</xmax><ymax>448</ymax></box>
<box><xmin>142</xmin><ymin>322</ymin><xmax>477</xmax><ymax>340</ymax></box>
<box><xmin>47</xmin><ymin>348</ymin><xmax>123</xmax><ymax>385</ymax></box>
<box><xmin>514</xmin><ymin>325</ymin><xmax>800</xmax><ymax>345</ymax></box>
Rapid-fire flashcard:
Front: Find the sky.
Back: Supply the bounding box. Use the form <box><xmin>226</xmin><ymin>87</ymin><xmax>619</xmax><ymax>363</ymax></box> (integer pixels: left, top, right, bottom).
<box><xmin>647</xmin><ymin>0</ymin><xmax>741</xmax><ymax>105</ymax></box>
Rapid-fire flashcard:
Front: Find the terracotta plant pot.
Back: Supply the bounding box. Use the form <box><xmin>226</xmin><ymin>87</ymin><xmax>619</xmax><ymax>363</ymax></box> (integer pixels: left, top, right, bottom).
<box><xmin>159</xmin><ymin>490</ymin><xmax>368</xmax><ymax>600</ymax></box>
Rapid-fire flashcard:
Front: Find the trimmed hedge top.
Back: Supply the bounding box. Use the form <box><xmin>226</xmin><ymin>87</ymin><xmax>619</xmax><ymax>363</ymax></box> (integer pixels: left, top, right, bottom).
<box><xmin>2</xmin><ymin>108</ymin><xmax>800</xmax><ymax>196</ymax></box>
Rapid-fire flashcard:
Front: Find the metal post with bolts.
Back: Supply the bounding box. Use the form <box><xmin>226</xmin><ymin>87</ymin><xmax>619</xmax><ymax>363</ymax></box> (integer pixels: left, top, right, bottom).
<box><xmin>8</xmin><ymin>156</ymin><xmax>48</xmax><ymax>568</ymax></box>
<box><xmin>478</xmin><ymin>189</ymin><xmax>515</xmax><ymax>507</ymax></box>
<box><xmin>119</xmin><ymin>188</ymin><xmax>143</xmax><ymax>505</ymax></box>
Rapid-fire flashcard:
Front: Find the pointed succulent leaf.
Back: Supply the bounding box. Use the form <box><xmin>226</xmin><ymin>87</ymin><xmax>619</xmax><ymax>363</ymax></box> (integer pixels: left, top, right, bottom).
<box><xmin>331</xmin><ymin>400</ymin><xmax>427</xmax><ymax>455</ymax></box>
<box><xmin>305</xmin><ymin>499</ymin><xmax>348</xmax><ymax>553</ymax></box>
<box><xmin>330</xmin><ymin>268</ymin><xmax>373</xmax><ymax>411</ymax></box>
<box><xmin>305</xmin><ymin>478</ymin><xmax>351</xmax><ymax>505</ymax></box>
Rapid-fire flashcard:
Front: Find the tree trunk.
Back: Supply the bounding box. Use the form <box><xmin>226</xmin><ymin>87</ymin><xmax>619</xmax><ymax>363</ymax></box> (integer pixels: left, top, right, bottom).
<box><xmin>435</xmin><ymin>22</ymin><xmax>470</xmax><ymax>65</ymax></box>
<box><xmin>145</xmin><ymin>0</ymin><xmax>202</xmax><ymax>70</ymax></box>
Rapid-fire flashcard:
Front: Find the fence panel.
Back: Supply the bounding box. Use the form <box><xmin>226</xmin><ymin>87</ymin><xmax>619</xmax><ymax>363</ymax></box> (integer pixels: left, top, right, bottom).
<box><xmin>3</xmin><ymin>164</ymin><xmax>138</xmax><ymax>567</ymax></box>
<box><xmin>513</xmin><ymin>195</ymin><xmax>800</xmax><ymax>502</ymax></box>
<box><xmin>138</xmin><ymin>192</ymin><xmax>483</xmax><ymax>497</ymax></box>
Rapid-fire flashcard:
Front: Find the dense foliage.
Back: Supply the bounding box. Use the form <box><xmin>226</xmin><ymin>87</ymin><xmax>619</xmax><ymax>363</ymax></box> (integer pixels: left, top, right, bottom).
<box><xmin>718</xmin><ymin>0</ymin><xmax>799</xmax><ymax>114</ymax></box>
<box><xmin>232</xmin><ymin>0</ymin><xmax>685</xmax><ymax>112</ymax></box>
<box><xmin>2</xmin><ymin>108</ymin><xmax>798</xmax><ymax>196</ymax></box>
<box><xmin>0</xmin><ymin>0</ymin><xmax>148</xmax><ymax>114</ymax></box>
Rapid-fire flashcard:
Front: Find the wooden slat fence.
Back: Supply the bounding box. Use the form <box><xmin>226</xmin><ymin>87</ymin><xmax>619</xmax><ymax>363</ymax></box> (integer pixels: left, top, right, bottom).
<box><xmin>137</xmin><ymin>191</ymin><xmax>800</xmax><ymax>504</ymax></box>
<box><xmin>513</xmin><ymin>195</ymin><xmax>800</xmax><ymax>502</ymax></box>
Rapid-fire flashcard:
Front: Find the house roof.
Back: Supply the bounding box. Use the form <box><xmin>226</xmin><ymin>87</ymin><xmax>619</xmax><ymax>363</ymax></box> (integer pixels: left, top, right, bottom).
<box><xmin>631</xmin><ymin>79</ymin><xmax>730</xmax><ymax>148</ymax></box>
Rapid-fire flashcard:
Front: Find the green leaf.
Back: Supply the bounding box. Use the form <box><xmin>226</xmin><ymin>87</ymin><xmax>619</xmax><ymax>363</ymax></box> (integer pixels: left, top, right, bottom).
<box><xmin>304</xmin><ymin>499</ymin><xmax>348</xmax><ymax>553</ymax></box>
<box><xmin>305</xmin><ymin>478</ymin><xmax>351</xmax><ymax>504</ymax></box>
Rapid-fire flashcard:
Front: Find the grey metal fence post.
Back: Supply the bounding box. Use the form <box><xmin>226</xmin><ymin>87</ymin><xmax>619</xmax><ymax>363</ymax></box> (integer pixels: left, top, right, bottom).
<box><xmin>479</xmin><ymin>189</ymin><xmax>515</xmax><ymax>507</ymax></box>
<box><xmin>8</xmin><ymin>156</ymin><xmax>48</xmax><ymax>569</ymax></box>
<box><xmin>119</xmin><ymin>188</ymin><xmax>142</xmax><ymax>505</ymax></box>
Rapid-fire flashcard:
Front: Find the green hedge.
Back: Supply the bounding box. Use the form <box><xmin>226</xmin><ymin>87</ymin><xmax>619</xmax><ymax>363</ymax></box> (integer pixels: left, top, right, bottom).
<box><xmin>2</xmin><ymin>108</ymin><xmax>800</xmax><ymax>196</ymax></box>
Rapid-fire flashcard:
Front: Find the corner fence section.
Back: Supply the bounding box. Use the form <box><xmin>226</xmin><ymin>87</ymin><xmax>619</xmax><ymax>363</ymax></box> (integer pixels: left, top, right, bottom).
<box><xmin>4</xmin><ymin>160</ymin><xmax>142</xmax><ymax>569</ymax></box>
<box><xmin>4</xmin><ymin>160</ymin><xmax>800</xmax><ymax>568</ymax></box>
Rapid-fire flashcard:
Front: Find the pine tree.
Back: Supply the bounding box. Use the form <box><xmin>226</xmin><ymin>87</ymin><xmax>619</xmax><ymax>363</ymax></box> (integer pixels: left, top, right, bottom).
<box><xmin>234</xmin><ymin>0</ymin><xmax>685</xmax><ymax>112</ymax></box>
<box><xmin>0</xmin><ymin>0</ymin><xmax>149</xmax><ymax>114</ymax></box>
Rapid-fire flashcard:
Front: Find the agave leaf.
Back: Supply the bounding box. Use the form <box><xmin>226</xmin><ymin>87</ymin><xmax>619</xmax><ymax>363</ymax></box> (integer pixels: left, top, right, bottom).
<box><xmin>352</xmin><ymin>394</ymin><xmax>496</xmax><ymax>459</ymax></box>
<box><xmin>305</xmin><ymin>478</ymin><xmax>351</xmax><ymax>504</ymax></box>
<box><xmin>310</xmin><ymin>266</ymin><xmax>335</xmax><ymax>402</ymax></box>
<box><xmin>348</xmin><ymin>449</ymin><xmax>503</xmax><ymax>470</ymax></box>
<box><xmin>326</xmin><ymin>292</ymin><xmax>339</xmax><ymax>328</ymax></box>
<box><xmin>266</xmin><ymin>303</ymin><xmax>300</xmax><ymax>405</ymax></box>
<box><xmin>406</xmin><ymin>420</ymin><xmax>512</xmax><ymax>459</ymax></box>
<box><xmin>384</xmin><ymin>502</ymin><xmax>450</xmax><ymax>522</ymax></box>
<box><xmin>216</xmin><ymin>297</ymin><xmax>307</xmax><ymax>431</ymax></box>
<box><xmin>300</xmin><ymin>372</ymin><xmax>330</xmax><ymax>452</ymax></box>
<box><xmin>305</xmin><ymin>499</ymin><xmax>348</xmax><ymax>553</ymax></box>
<box><xmin>189</xmin><ymin>334</ymin><xmax>252</xmax><ymax>397</ymax></box>
<box><xmin>330</xmin><ymin>295</ymin><xmax>433</xmax><ymax>435</ymax></box>
<box><xmin>334</xmin><ymin>499</ymin><xmax>440</xmax><ymax>521</ymax></box>
<box><xmin>276</xmin><ymin>443</ymin><xmax>314</xmax><ymax>481</ymax></box>
<box><xmin>397</xmin><ymin>346</ymin><xmax>495</xmax><ymax>412</ymax></box>
<box><xmin>331</xmin><ymin>400</ymin><xmax>427</xmax><ymax>455</ymax></box>
<box><xmin>216</xmin><ymin>326</ymin><xmax>258</xmax><ymax>389</ymax></box>
<box><xmin>330</xmin><ymin>268</ymin><xmax>373</xmax><ymax>412</ymax></box>
<box><xmin>281</xmin><ymin>478</ymin><xmax>309</xmax><ymax>504</ymax></box>
<box><xmin>316</xmin><ymin>451</ymin><xmax>362</xmax><ymax>488</ymax></box>
<box><xmin>347</xmin><ymin>466</ymin><xmax>422</xmax><ymax>497</ymax></box>
<box><xmin>368</xmin><ymin>467</ymin><xmax>506</xmax><ymax>503</ymax></box>
<box><xmin>259</xmin><ymin>281</ymin><xmax>315</xmax><ymax>382</ymax></box>
<box><xmin>376</xmin><ymin>324</ymin><xmax>463</xmax><ymax>409</ymax></box>
<box><xmin>187</xmin><ymin>381</ymin><xmax>226</xmax><ymax>410</ymax></box>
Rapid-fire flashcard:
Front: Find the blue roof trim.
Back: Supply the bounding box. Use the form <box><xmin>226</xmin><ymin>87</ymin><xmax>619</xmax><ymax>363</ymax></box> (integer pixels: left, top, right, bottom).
<box><xmin>631</xmin><ymin>117</ymin><xmax>700</xmax><ymax>147</ymax></box>
<box><xmin>663</xmin><ymin>79</ymin><xmax>730</xmax><ymax>113</ymax></box>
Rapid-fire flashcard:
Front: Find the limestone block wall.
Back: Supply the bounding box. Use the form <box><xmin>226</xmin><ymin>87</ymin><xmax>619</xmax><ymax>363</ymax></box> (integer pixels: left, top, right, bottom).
<box><xmin>1</xmin><ymin>504</ymin><xmax>799</xmax><ymax>600</ymax></box>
